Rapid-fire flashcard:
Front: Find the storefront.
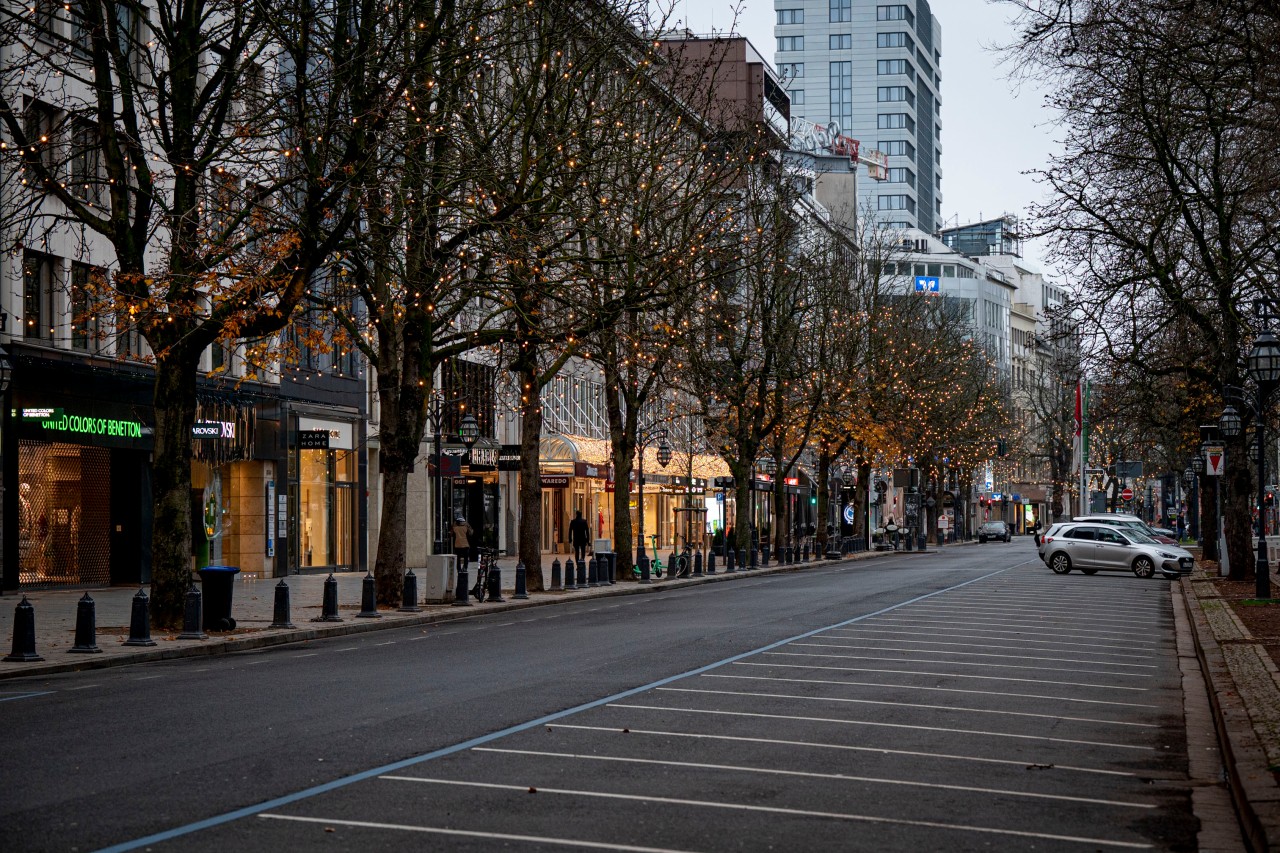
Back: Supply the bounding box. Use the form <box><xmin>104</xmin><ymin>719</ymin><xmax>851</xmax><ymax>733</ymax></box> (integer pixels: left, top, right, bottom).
<box><xmin>289</xmin><ymin>414</ymin><xmax>361</xmax><ymax>573</ymax></box>
<box><xmin>446</xmin><ymin>437</ymin><xmax>501</xmax><ymax>550</ymax></box>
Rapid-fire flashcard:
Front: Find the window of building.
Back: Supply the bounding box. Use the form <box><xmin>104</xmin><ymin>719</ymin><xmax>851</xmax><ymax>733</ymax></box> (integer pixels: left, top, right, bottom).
<box><xmin>789</xmin><ymin>89</ymin><xmax>805</xmax><ymax>105</ymax></box>
<box><xmin>829</xmin><ymin>61</ymin><xmax>853</xmax><ymax>137</ymax></box>
<box><xmin>879</xmin><ymin>139</ymin><xmax>914</xmax><ymax>157</ymax></box>
<box><xmin>877</xmin><ymin>4</ymin><xmax>914</xmax><ymax>24</ymax></box>
<box><xmin>779</xmin><ymin>62</ymin><xmax>804</xmax><ymax>79</ymax></box>
<box><xmin>829</xmin><ymin>34</ymin><xmax>851</xmax><ymax>50</ymax></box>
<box><xmin>777</xmin><ymin>8</ymin><xmax>804</xmax><ymax>24</ymax></box>
<box><xmin>69</xmin><ymin>119</ymin><xmax>103</xmax><ymax>205</ymax></box>
<box><xmin>829</xmin><ymin>0</ymin><xmax>851</xmax><ymax>23</ymax></box>
<box><xmin>777</xmin><ymin>35</ymin><xmax>804</xmax><ymax>52</ymax></box>
<box><xmin>70</xmin><ymin>262</ymin><xmax>103</xmax><ymax>351</ymax></box>
<box><xmin>886</xmin><ymin>167</ymin><xmax>915</xmax><ymax>187</ymax></box>
<box><xmin>117</xmin><ymin>305</ymin><xmax>144</xmax><ymax>358</ymax></box>
<box><xmin>943</xmin><ymin>265</ymin><xmax>956</xmax><ymax>277</ymax></box>
<box><xmin>23</xmin><ymin>252</ymin><xmax>56</xmax><ymax>341</ymax></box>
<box><xmin>877</xmin><ymin>194</ymin><xmax>915</xmax><ymax>212</ymax></box>
<box><xmin>877</xmin><ymin>32</ymin><xmax>911</xmax><ymax>50</ymax></box>
<box><xmin>23</xmin><ymin>98</ymin><xmax>59</xmax><ymax>174</ymax></box>
<box><xmin>877</xmin><ymin>59</ymin><xmax>914</xmax><ymax>79</ymax></box>
<box><xmin>877</xmin><ymin>86</ymin><xmax>913</xmax><ymax>105</ymax></box>
<box><xmin>876</xmin><ymin>113</ymin><xmax>914</xmax><ymax>132</ymax></box>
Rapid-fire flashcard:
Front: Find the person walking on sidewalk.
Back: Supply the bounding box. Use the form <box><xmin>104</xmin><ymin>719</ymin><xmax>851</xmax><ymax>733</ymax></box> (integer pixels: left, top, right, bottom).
<box><xmin>569</xmin><ymin>510</ymin><xmax>590</xmax><ymax>564</ymax></box>
<box><xmin>452</xmin><ymin>515</ymin><xmax>474</xmax><ymax>572</ymax></box>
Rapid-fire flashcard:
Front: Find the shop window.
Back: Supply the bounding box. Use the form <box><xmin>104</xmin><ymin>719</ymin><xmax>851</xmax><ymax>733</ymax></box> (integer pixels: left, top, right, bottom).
<box><xmin>23</xmin><ymin>251</ymin><xmax>56</xmax><ymax>341</ymax></box>
<box><xmin>19</xmin><ymin>441</ymin><xmax>112</xmax><ymax>588</ymax></box>
<box><xmin>298</xmin><ymin>446</ymin><xmax>355</xmax><ymax>568</ymax></box>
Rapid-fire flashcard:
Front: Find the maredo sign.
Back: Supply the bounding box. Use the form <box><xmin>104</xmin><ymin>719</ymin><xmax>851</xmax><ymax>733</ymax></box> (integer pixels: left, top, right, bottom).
<box><xmin>790</xmin><ymin>117</ymin><xmax>859</xmax><ymax>162</ymax></box>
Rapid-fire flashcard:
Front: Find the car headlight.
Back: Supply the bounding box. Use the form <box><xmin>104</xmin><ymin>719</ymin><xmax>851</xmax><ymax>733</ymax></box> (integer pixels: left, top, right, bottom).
<box><xmin>1158</xmin><ymin>551</ymin><xmax>1177</xmax><ymax>559</ymax></box>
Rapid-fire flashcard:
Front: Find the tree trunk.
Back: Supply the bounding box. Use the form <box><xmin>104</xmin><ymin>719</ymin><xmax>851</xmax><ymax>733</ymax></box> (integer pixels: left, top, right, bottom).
<box><xmin>815</xmin><ymin>451</ymin><xmax>832</xmax><ymax>554</ymax></box>
<box><xmin>1200</xmin><ymin>475</ymin><xmax>1219</xmax><ymax>561</ymax></box>
<box><xmin>149</xmin><ymin>349</ymin><xmax>199</xmax><ymax>629</ymax></box>
<box><xmin>517</xmin><ymin>361</ymin><xmax>544</xmax><ymax>590</ymax></box>
<box><xmin>374</xmin><ymin>463</ymin><xmax>409</xmax><ymax>605</ymax></box>
<box><xmin>856</xmin><ymin>458</ymin><xmax>872</xmax><ymax>543</ymax></box>
<box><xmin>1225</xmin><ymin>440</ymin><xmax>1253</xmax><ymax>581</ymax></box>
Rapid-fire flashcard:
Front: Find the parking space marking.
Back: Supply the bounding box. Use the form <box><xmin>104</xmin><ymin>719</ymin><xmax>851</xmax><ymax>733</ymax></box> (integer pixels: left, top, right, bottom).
<box><xmin>259</xmin><ymin>814</ymin><xmax>696</xmax><ymax>852</ymax></box>
<box><xmin>607</xmin><ymin>703</ymin><xmax>1155</xmax><ymax>750</ymax></box>
<box><xmin>547</xmin><ymin>724</ymin><xmax>1138</xmax><ymax>776</ymax></box>
<box><xmin>789</xmin><ymin>641</ymin><xmax>1158</xmax><ymax>669</ymax></box>
<box><xmin>766</xmin><ymin>651</ymin><xmax>1156</xmax><ymax>678</ymax></box>
<box><xmin>0</xmin><ymin>691</ymin><xmax>54</xmax><ymax>702</ymax></box>
<box><xmin>702</xmin><ymin>673</ymin><xmax>1157</xmax><ymax>708</ymax></box>
<box><xmin>735</xmin><ymin>661</ymin><xmax>1152</xmax><ymax>691</ymax></box>
<box><xmin>820</xmin><ymin>628</ymin><xmax>1155</xmax><ymax>655</ymax></box>
<box><xmin>858</xmin><ymin>617</ymin><xmax>1164</xmax><ymax>642</ymax></box>
<box><xmin>901</xmin><ymin>603</ymin><xmax>1166</xmax><ymax>625</ymax></box>
<box><xmin>657</xmin><ymin>687</ymin><xmax>1157</xmax><ymax>727</ymax></box>
<box><xmin>472</xmin><ymin>747</ymin><xmax>1155</xmax><ymax>809</ymax></box>
<box><xmin>376</xmin><ymin>777</ymin><xmax>1153</xmax><ymax>849</ymax></box>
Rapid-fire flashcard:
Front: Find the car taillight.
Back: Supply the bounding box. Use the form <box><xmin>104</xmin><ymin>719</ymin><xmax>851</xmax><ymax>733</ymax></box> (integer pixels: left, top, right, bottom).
<box><xmin>1043</xmin><ymin>536</ymin><xmax>1054</xmax><ymax>544</ymax></box>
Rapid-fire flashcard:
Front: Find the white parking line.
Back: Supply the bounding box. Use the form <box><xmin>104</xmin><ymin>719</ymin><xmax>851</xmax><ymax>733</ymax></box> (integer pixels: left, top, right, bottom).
<box><xmin>334</xmin><ymin>647</ymin><xmax>359</xmax><ymax>653</ymax></box>
<box><xmin>899</xmin><ymin>603</ymin><xmax>1167</xmax><ymax>625</ymax></box>
<box><xmin>734</xmin><ymin>661</ymin><xmax>1152</xmax><ymax>691</ymax></box>
<box><xmin>658</xmin><ymin>687</ymin><xmax>1158</xmax><ymax>727</ymax></box>
<box><xmin>819</xmin><ymin>628</ymin><xmax>1156</xmax><ymax>655</ymax></box>
<box><xmin>788</xmin><ymin>642</ymin><xmax>1158</xmax><ymax>669</ymax></box>
<box><xmin>472</xmin><ymin>747</ymin><xmax>1155</xmax><ymax>809</ymax></box>
<box><xmin>607</xmin><ymin>703</ymin><xmax>1155</xmax><ymax>750</ymax></box>
<box><xmin>62</xmin><ymin>684</ymin><xmax>100</xmax><ymax>690</ymax></box>
<box><xmin>375</xmin><ymin>641</ymin><xmax>395</xmax><ymax>646</ymax></box>
<box><xmin>546</xmin><ymin>724</ymin><xmax>1138</xmax><ymax>776</ymax></box>
<box><xmin>702</xmin><ymin>673</ymin><xmax>1157</xmax><ymax>708</ymax></box>
<box><xmin>133</xmin><ymin>675</ymin><xmax>165</xmax><ymax>680</ymax></box>
<box><xmin>259</xmin><ymin>814</ymin><xmax>697</xmax><ymax>852</ymax></box>
<box><xmin>765</xmin><ymin>651</ymin><xmax>1155</xmax><ymax>678</ymax></box>
<box><xmin>292</xmin><ymin>653</ymin><xmax>318</xmax><ymax>659</ymax></box>
<box><xmin>859</xmin><ymin>617</ymin><xmax>1165</xmax><ymax>642</ymax></box>
<box><xmin>375</xmin><ymin>777</ymin><xmax>1153</xmax><ymax>849</ymax></box>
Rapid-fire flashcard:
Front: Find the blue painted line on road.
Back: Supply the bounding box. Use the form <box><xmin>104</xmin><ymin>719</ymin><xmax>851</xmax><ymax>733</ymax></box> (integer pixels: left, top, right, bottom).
<box><xmin>95</xmin><ymin>566</ymin><xmax>1012</xmax><ymax>853</ymax></box>
<box><xmin>0</xmin><ymin>691</ymin><xmax>54</xmax><ymax>702</ymax></box>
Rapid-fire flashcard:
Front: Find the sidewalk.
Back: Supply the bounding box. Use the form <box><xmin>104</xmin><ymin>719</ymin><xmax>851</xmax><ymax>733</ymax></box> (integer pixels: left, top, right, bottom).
<box><xmin>1181</xmin><ymin>564</ymin><xmax>1280</xmax><ymax>851</ymax></box>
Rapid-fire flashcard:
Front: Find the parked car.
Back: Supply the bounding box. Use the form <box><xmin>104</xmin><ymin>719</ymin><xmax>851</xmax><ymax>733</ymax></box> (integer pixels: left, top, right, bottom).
<box><xmin>978</xmin><ymin>520</ymin><xmax>1011</xmax><ymax>543</ymax></box>
<box><xmin>1040</xmin><ymin>522</ymin><xmax>1194</xmax><ymax>578</ymax></box>
<box><xmin>1072</xmin><ymin>513</ymin><xmax>1178</xmax><ymax>545</ymax></box>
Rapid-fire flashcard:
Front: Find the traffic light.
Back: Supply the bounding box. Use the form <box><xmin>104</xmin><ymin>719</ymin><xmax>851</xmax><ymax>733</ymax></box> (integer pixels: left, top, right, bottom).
<box><xmin>1267</xmin><ymin>492</ymin><xmax>1275</xmax><ymax>508</ymax></box>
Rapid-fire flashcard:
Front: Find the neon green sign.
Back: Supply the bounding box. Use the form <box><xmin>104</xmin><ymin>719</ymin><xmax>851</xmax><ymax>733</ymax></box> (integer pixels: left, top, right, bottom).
<box><xmin>35</xmin><ymin>412</ymin><xmax>144</xmax><ymax>438</ymax></box>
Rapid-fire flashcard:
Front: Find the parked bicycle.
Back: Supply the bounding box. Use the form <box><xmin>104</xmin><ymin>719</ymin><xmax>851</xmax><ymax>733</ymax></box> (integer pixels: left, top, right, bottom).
<box><xmin>470</xmin><ymin>547</ymin><xmax>499</xmax><ymax>602</ymax></box>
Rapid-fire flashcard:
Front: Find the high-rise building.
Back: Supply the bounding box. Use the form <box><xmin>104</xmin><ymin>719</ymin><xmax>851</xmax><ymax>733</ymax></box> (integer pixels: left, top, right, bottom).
<box><xmin>774</xmin><ymin>0</ymin><xmax>942</xmax><ymax>232</ymax></box>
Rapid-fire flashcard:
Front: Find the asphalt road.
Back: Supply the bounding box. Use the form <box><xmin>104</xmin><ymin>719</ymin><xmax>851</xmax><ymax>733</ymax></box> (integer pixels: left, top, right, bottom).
<box><xmin>0</xmin><ymin>540</ymin><xmax>1201</xmax><ymax>852</ymax></box>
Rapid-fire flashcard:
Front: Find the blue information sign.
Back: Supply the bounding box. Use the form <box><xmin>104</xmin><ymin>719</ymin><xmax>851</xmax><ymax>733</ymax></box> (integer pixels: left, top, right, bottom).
<box><xmin>914</xmin><ymin>275</ymin><xmax>940</xmax><ymax>293</ymax></box>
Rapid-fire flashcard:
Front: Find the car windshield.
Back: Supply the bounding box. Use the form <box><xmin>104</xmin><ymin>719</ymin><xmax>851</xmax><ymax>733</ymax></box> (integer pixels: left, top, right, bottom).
<box><xmin>982</xmin><ymin>523</ymin><xmax>1003</xmax><ymax>531</ymax></box>
<box><xmin>1124</xmin><ymin>530</ymin><xmax>1159</xmax><ymax>545</ymax></box>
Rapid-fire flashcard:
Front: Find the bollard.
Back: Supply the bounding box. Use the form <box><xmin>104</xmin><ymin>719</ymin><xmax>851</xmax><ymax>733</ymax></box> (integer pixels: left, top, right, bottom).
<box><xmin>69</xmin><ymin>592</ymin><xmax>104</xmax><ymax>653</ymax></box>
<box><xmin>551</xmin><ymin>558</ymin><xmax>563</xmax><ymax>591</ymax></box>
<box><xmin>564</xmin><ymin>558</ymin><xmax>577</xmax><ymax>590</ymax></box>
<box><xmin>639</xmin><ymin>552</ymin><xmax>652</xmax><ymax>584</ymax></box>
<box><xmin>453</xmin><ymin>562</ymin><xmax>473</xmax><ymax>606</ymax></box>
<box><xmin>514</xmin><ymin>561</ymin><xmax>529</xmax><ymax>599</ymax></box>
<box><xmin>576</xmin><ymin>558</ymin><xmax>587</xmax><ymax>588</ymax></box>
<box><xmin>803</xmin><ymin>543</ymin><xmax>810</xmax><ymax>562</ymax></box>
<box><xmin>178</xmin><ymin>585</ymin><xmax>207</xmax><ymax>640</ymax></box>
<box><xmin>707</xmin><ymin>549</ymin><xmax>716</xmax><ymax>574</ymax></box>
<box><xmin>750</xmin><ymin>548</ymin><xmax>758</xmax><ymax>569</ymax></box>
<box><xmin>400</xmin><ymin>570</ymin><xmax>421</xmax><ymax>613</ymax></box>
<box><xmin>693</xmin><ymin>550</ymin><xmax>704</xmax><ymax>576</ymax></box>
<box><xmin>357</xmin><ymin>571</ymin><xmax>381</xmax><ymax>618</ymax></box>
<box><xmin>270</xmin><ymin>580</ymin><xmax>297</xmax><ymax>628</ymax></box>
<box><xmin>5</xmin><ymin>596</ymin><xmax>44</xmax><ymax>662</ymax></box>
<box><xmin>760</xmin><ymin>544</ymin><xmax>770</xmax><ymax>565</ymax></box>
<box><xmin>587</xmin><ymin>557</ymin><xmax>598</xmax><ymax>587</ymax></box>
<box><xmin>124</xmin><ymin>588</ymin><xmax>157</xmax><ymax>647</ymax></box>
<box><xmin>784</xmin><ymin>546</ymin><xmax>793</xmax><ymax>565</ymax></box>
<box><xmin>486</xmin><ymin>563</ymin><xmax>504</xmax><ymax>602</ymax></box>
<box><xmin>726</xmin><ymin>548</ymin><xmax>736</xmax><ymax>572</ymax></box>
<box><xmin>599</xmin><ymin>552</ymin><xmax>613</xmax><ymax>584</ymax></box>
<box><xmin>313</xmin><ymin>573</ymin><xmax>343</xmax><ymax>622</ymax></box>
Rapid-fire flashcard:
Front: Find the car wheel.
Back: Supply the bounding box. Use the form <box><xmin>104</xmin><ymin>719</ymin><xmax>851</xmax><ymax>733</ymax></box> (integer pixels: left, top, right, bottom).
<box><xmin>1132</xmin><ymin>556</ymin><xmax>1156</xmax><ymax>579</ymax></box>
<box><xmin>1050</xmin><ymin>552</ymin><xmax>1071</xmax><ymax>574</ymax></box>
<box><xmin>1081</xmin><ymin>568</ymin><xmax>1099</xmax><ymax>575</ymax></box>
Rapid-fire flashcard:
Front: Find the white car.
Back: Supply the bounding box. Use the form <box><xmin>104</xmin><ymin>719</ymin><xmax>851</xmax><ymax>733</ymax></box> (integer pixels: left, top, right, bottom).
<box><xmin>1040</xmin><ymin>522</ymin><xmax>1194</xmax><ymax>579</ymax></box>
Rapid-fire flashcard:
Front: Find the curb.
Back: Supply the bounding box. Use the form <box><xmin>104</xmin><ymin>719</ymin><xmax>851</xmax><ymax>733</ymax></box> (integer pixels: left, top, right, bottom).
<box><xmin>1181</xmin><ymin>575</ymin><xmax>1280</xmax><ymax>852</ymax></box>
<box><xmin>1</xmin><ymin>544</ymin><xmax>956</xmax><ymax>681</ymax></box>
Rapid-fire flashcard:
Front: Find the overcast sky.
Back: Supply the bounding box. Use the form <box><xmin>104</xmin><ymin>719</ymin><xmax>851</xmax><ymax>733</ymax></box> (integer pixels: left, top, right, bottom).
<box><xmin>668</xmin><ymin>0</ymin><xmax>1061</xmax><ymax>274</ymax></box>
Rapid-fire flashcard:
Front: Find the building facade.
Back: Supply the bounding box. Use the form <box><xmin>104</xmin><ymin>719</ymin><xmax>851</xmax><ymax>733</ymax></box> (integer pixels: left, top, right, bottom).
<box><xmin>774</xmin><ymin>0</ymin><xmax>942</xmax><ymax>232</ymax></box>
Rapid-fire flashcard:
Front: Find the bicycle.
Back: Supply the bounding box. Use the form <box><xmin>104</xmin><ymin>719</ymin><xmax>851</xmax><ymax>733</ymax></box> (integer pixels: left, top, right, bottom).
<box><xmin>470</xmin><ymin>547</ymin><xmax>498</xmax><ymax>602</ymax></box>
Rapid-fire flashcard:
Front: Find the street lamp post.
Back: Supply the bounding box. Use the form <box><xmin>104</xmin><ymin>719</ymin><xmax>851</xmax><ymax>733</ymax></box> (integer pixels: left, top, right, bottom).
<box><xmin>428</xmin><ymin>394</ymin><xmax>479</xmax><ymax>556</ymax></box>
<box><xmin>0</xmin><ymin>347</ymin><xmax>11</xmax><ymax>596</ymax></box>
<box><xmin>1219</xmin><ymin>327</ymin><xmax>1280</xmax><ymax>599</ymax></box>
<box><xmin>634</xmin><ymin>424</ymin><xmax>670</xmax><ymax>581</ymax></box>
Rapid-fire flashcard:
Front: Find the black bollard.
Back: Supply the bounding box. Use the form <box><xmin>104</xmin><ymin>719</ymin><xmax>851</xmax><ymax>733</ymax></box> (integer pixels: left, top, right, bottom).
<box><xmin>124</xmin><ymin>588</ymin><xmax>157</xmax><ymax>647</ymax></box>
<box><xmin>760</xmin><ymin>544</ymin><xmax>770</xmax><ymax>565</ymax></box>
<box><xmin>514</xmin><ymin>561</ymin><xmax>529</xmax><ymax>599</ymax></box>
<box><xmin>5</xmin><ymin>596</ymin><xmax>44</xmax><ymax>662</ymax></box>
<box><xmin>400</xmin><ymin>570</ymin><xmax>421</xmax><ymax>613</ymax></box>
<box><xmin>707</xmin><ymin>549</ymin><xmax>717</xmax><ymax>573</ymax></box>
<box><xmin>69</xmin><ymin>593</ymin><xmax>104</xmax><ymax>653</ymax></box>
<box><xmin>726</xmin><ymin>548</ymin><xmax>736</xmax><ymax>572</ymax></box>
<box><xmin>803</xmin><ymin>543</ymin><xmax>810</xmax><ymax>562</ymax></box>
<box><xmin>313</xmin><ymin>573</ymin><xmax>343</xmax><ymax>622</ymax></box>
<box><xmin>357</xmin><ymin>571</ymin><xmax>381</xmax><ymax>618</ymax></box>
<box><xmin>454</xmin><ymin>560</ymin><xmax>473</xmax><ymax>606</ymax></box>
<box><xmin>551</xmin><ymin>558</ymin><xmax>563</xmax><ymax>591</ymax></box>
<box><xmin>587</xmin><ymin>557</ymin><xmax>598</xmax><ymax>587</ymax></box>
<box><xmin>486</xmin><ymin>563</ymin><xmax>504</xmax><ymax>602</ymax></box>
<box><xmin>750</xmin><ymin>548</ymin><xmax>758</xmax><ymax>569</ymax></box>
<box><xmin>564</xmin><ymin>557</ymin><xmax>577</xmax><ymax>590</ymax></box>
<box><xmin>270</xmin><ymin>580</ymin><xmax>296</xmax><ymax>628</ymax></box>
<box><xmin>576</xmin><ymin>558</ymin><xmax>587</xmax><ymax>588</ymax></box>
<box><xmin>177</xmin><ymin>586</ymin><xmax>207</xmax><ymax>641</ymax></box>
<box><xmin>639</xmin><ymin>552</ymin><xmax>652</xmax><ymax>584</ymax></box>
<box><xmin>693</xmin><ymin>550</ymin><xmax>704</xmax><ymax>576</ymax></box>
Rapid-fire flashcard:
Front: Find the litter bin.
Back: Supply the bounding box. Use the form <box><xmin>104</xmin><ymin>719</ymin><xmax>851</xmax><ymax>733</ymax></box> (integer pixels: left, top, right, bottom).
<box><xmin>197</xmin><ymin>565</ymin><xmax>240</xmax><ymax>631</ymax></box>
